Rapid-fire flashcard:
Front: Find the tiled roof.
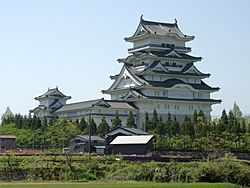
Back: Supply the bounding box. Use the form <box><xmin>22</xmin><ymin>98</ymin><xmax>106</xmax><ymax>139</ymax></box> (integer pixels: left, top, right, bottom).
<box><xmin>132</xmin><ymin>89</ymin><xmax>221</xmax><ymax>103</ymax></box>
<box><xmin>35</xmin><ymin>87</ymin><xmax>71</xmax><ymax>100</ymax></box>
<box><xmin>125</xmin><ymin>16</ymin><xmax>194</xmax><ymax>41</ymax></box>
<box><xmin>55</xmin><ymin>98</ymin><xmax>137</xmax><ymax>113</ymax></box>
<box><xmin>105</xmin><ymin>126</ymin><xmax>148</xmax><ymax>137</ymax></box>
<box><xmin>147</xmin><ymin>79</ymin><xmax>219</xmax><ymax>91</ymax></box>
<box><xmin>149</xmin><ymin>51</ymin><xmax>201</xmax><ymax>61</ymax></box>
<box><xmin>125</xmin><ymin>65</ymin><xmax>215</xmax><ymax>91</ymax></box>
<box><xmin>70</xmin><ymin>135</ymin><xmax>105</xmax><ymax>143</ymax></box>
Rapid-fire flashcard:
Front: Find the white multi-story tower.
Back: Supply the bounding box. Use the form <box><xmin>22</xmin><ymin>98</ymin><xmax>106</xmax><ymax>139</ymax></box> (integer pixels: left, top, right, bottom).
<box><xmin>103</xmin><ymin>16</ymin><xmax>221</xmax><ymax>125</ymax></box>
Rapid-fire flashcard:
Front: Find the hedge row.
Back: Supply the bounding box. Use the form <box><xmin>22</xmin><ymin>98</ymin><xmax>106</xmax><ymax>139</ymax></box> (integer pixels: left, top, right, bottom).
<box><xmin>0</xmin><ymin>157</ymin><xmax>249</xmax><ymax>187</ymax></box>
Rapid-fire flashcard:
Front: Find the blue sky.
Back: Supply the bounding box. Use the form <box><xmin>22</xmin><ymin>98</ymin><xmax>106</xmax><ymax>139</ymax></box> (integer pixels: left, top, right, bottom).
<box><xmin>0</xmin><ymin>0</ymin><xmax>249</xmax><ymax>116</ymax></box>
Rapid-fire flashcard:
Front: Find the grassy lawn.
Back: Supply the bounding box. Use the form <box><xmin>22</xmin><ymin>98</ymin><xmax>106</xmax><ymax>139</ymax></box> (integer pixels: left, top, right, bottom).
<box><xmin>0</xmin><ymin>182</ymin><xmax>240</xmax><ymax>188</ymax></box>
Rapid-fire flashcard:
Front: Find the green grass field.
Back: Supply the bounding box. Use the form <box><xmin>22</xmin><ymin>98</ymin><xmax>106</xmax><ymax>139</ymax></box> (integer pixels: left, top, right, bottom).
<box><xmin>0</xmin><ymin>182</ymin><xmax>240</xmax><ymax>188</ymax></box>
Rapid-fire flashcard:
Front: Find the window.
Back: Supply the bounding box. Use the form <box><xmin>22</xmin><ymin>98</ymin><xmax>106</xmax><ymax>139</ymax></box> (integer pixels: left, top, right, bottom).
<box><xmin>198</xmin><ymin>92</ymin><xmax>203</xmax><ymax>99</ymax></box>
<box><xmin>163</xmin><ymin>90</ymin><xmax>168</xmax><ymax>97</ymax></box>
<box><xmin>164</xmin><ymin>104</ymin><xmax>170</xmax><ymax>109</ymax></box>
<box><xmin>154</xmin><ymin>91</ymin><xmax>160</xmax><ymax>96</ymax></box>
<box><xmin>189</xmin><ymin>105</ymin><xmax>193</xmax><ymax>111</ymax></box>
<box><xmin>157</xmin><ymin>104</ymin><xmax>160</xmax><ymax>109</ymax></box>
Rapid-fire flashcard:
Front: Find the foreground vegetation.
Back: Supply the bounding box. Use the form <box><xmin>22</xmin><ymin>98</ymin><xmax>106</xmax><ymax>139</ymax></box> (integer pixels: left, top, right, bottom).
<box><xmin>0</xmin><ymin>182</ymin><xmax>240</xmax><ymax>188</ymax></box>
<box><xmin>0</xmin><ymin>154</ymin><xmax>249</xmax><ymax>187</ymax></box>
<box><xmin>1</xmin><ymin>102</ymin><xmax>250</xmax><ymax>153</ymax></box>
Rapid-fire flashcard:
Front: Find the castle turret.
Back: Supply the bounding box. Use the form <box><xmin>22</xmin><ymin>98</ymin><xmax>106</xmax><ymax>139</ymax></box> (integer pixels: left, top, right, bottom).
<box><xmin>103</xmin><ymin>16</ymin><xmax>221</xmax><ymax>124</ymax></box>
<box><xmin>30</xmin><ymin>87</ymin><xmax>71</xmax><ymax>118</ymax></box>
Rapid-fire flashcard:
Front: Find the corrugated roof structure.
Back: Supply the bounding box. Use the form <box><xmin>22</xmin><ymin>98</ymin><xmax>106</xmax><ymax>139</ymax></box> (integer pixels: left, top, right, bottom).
<box><xmin>0</xmin><ymin>135</ymin><xmax>16</xmax><ymax>139</ymax></box>
<box><xmin>110</xmin><ymin>135</ymin><xmax>153</xmax><ymax>145</ymax></box>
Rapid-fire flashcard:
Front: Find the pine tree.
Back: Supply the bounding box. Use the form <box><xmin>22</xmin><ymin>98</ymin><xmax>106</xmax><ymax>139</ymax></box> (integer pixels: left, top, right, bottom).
<box><xmin>165</xmin><ymin>113</ymin><xmax>172</xmax><ymax>135</ymax></box>
<box><xmin>97</xmin><ymin>116</ymin><xmax>110</xmax><ymax>137</ymax></box>
<box><xmin>232</xmin><ymin>102</ymin><xmax>242</xmax><ymax>119</ymax></box>
<box><xmin>126</xmin><ymin>110</ymin><xmax>135</xmax><ymax>128</ymax></box>
<box><xmin>112</xmin><ymin>111</ymin><xmax>122</xmax><ymax>129</ymax></box>
<box><xmin>228</xmin><ymin>110</ymin><xmax>236</xmax><ymax>133</ymax></box>
<box><xmin>193</xmin><ymin>110</ymin><xmax>198</xmax><ymax>124</ymax></box>
<box><xmin>145</xmin><ymin>112</ymin><xmax>151</xmax><ymax>132</ymax></box>
<box><xmin>151</xmin><ymin>108</ymin><xmax>158</xmax><ymax>130</ymax></box>
<box><xmin>172</xmin><ymin>115</ymin><xmax>180</xmax><ymax>136</ymax></box>
<box><xmin>181</xmin><ymin>116</ymin><xmax>194</xmax><ymax>137</ymax></box>
<box><xmin>219</xmin><ymin>109</ymin><xmax>228</xmax><ymax>133</ymax></box>
<box><xmin>75</xmin><ymin>119</ymin><xmax>79</xmax><ymax>125</ymax></box>
<box><xmin>155</xmin><ymin>117</ymin><xmax>165</xmax><ymax>136</ymax></box>
<box><xmin>87</xmin><ymin>116</ymin><xmax>97</xmax><ymax>135</ymax></box>
<box><xmin>248</xmin><ymin>123</ymin><xmax>250</xmax><ymax>134</ymax></box>
<box><xmin>36</xmin><ymin>118</ymin><xmax>42</xmax><ymax>129</ymax></box>
<box><xmin>181</xmin><ymin>116</ymin><xmax>188</xmax><ymax>135</ymax></box>
<box><xmin>241</xmin><ymin>119</ymin><xmax>247</xmax><ymax>133</ymax></box>
<box><xmin>79</xmin><ymin>117</ymin><xmax>87</xmax><ymax>132</ymax></box>
<box><xmin>31</xmin><ymin>115</ymin><xmax>37</xmax><ymax>129</ymax></box>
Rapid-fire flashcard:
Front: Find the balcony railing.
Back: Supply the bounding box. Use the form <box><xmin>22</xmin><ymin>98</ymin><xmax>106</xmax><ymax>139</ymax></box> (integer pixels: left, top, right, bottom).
<box><xmin>128</xmin><ymin>43</ymin><xmax>191</xmax><ymax>52</ymax></box>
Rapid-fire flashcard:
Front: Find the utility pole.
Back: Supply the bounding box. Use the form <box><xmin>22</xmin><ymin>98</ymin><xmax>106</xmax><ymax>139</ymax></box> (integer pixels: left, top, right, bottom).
<box><xmin>0</xmin><ymin>136</ymin><xmax>2</xmax><ymax>152</ymax></box>
<box><xmin>88</xmin><ymin>107</ymin><xmax>93</xmax><ymax>160</ymax></box>
<box><xmin>32</xmin><ymin>133</ymin><xmax>35</xmax><ymax>150</ymax></box>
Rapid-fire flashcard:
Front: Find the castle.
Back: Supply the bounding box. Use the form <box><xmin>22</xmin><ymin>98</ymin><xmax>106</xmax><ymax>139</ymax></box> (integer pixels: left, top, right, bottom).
<box><xmin>30</xmin><ymin>16</ymin><xmax>221</xmax><ymax>127</ymax></box>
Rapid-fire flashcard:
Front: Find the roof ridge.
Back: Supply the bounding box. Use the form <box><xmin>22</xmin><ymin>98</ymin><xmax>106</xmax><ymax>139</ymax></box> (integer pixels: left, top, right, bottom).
<box><xmin>141</xmin><ymin>16</ymin><xmax>176</xmax><ymax>27</ymax></box>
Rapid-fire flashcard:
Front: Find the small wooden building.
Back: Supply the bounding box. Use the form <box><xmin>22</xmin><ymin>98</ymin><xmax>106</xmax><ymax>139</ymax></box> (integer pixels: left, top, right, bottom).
<box><xmin>110</xmin><ymin>135</ymin><xmax>154</xmax><ymax>155</ymax></box>
<box><xmin>0</xmin><ymin>135</ymin><xmax>16</xmax><ymax>151</ymax></box>
<box><xmin>69</xmin><ymin>135</ymin><xmax>105</xmax><ymax>154</ymax></box>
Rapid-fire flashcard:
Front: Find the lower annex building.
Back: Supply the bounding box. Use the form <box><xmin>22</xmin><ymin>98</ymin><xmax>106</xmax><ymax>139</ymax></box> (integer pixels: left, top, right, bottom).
<box><xmin>30</xmin><ymin>17</ymin><xmax>221</xmax><ymax>127</ymax></box>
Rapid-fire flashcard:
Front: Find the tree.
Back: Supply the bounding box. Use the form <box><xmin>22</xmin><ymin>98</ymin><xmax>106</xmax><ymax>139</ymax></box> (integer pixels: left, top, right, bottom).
<box><xmin>97</xmin><ymin>116</ymin><xmax>110</xmax><ymax>137</ymax></box>
<box><xmin>31</xmin><ymin>115</ymin><xmax>42</xmax><ymax>129</ymax></box>
<box><xmin>155</xmin><ymin>117</ymin><xmax>165</xmax><ymax>136</ymax></box>
<box><xmin>218</xmin><ymin>109</ymin><xmax>228</xmax><ymax>133</ymax></box>
<box><xmin>145</xmin><ymin>112</ymin><xmax>151</xmax><ymax>132</ymax></box>
<box><xmin>232</xmin><ymin>102</ymin><xmax>242</xmax><ymax>119</ymax></box>
<box><xmin>193</xmin><ymin>110</ymin><xmax>198</xmax><ymax>124</ymax></box>
<box><xmin>75</xmin><ymin>119</ymin><xmax>79</xmax><ymax>125</ymax></box>
<box><xmin>228</xmin><ymin>110</ymin><xmax>237</xmax><ymax>133</ymax></box>
<box><xmin>45</xmin><ymin>119</ymin><xmax>80</xmax><ymax>148</ymax></box>
<box><xmin>241</xmin><ymin>119</ymin><xmax>247</xmax><ymax>133</ymax></box>
<box><xmin>181</xmin><ymin>116</ymin><xmax>194</xmax><ymax>137</ymax></box>
<box><xmin>126</xmin><ymin>110</ymin><xmax>135</xmax><ymax>128</ymax></box>
<box><xmin>193</xmin><ymin>110</ymin><xmax>208</xmax><ymax>138</ymax></box>
<box><xmin>112</xmin><ymin>111</ymin><xmax>122</xmax><ymax>130</ymax></box>
<box><xmin>87</xmin><ymin>116</ymin><xmax>97</xmax><ymax>135</ymax></box>
<box><xmin>79</xmin><ymin>117</ymin><xmax>87</xmax><ymax>133</ymax></box>
<box><xmin>151</xmin><ymin>108</ymin><xmax>158</xmax><ymax>130</ymax></box>
<box><xmin>165</xmin><ymin>113</ymin><xmax>172</xmax><ymax>136</ymax></box>
<box><xmin>248</xmin><ymin>123</ymin><xmax>250</xmax><ymax>134</ymax></box>
<box><xmin>171</xmin><ymin>115</ymin><xmax>180</xmax><ymax>136</ymax></box>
